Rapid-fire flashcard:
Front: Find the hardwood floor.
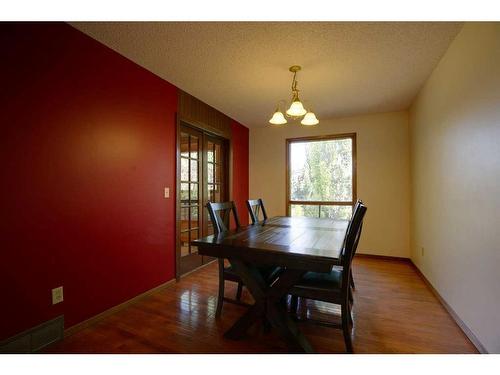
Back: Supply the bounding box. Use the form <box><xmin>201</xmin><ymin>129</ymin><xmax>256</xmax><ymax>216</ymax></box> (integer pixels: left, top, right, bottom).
<box><xmin>45</xmin><ymin>257</ymin><xmax>477</xmax><ymax>353</ymax></box>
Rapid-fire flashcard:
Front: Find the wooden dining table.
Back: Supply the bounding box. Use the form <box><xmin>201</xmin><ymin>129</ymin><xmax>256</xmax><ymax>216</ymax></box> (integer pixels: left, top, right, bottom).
<box><xmin>192</xmin><ymin>216</ymin><xmax>348</xmax><ymax>353</ymax></box>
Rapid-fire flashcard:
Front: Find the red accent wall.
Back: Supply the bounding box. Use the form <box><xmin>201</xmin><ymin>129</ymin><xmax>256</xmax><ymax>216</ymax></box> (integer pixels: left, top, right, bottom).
<box><xmin>231</xmin><ymin>121</ymin><xmax>250</xmax><ymax>226</ymax></box>
<box><xmin>0</xmin><ymin>23</ymin><xmax>250</xmax><ymax>342</ymax></box>
<box><xmin>0</xmin><ymin>23</ymin><xmax>178</xmax><ymax>340</ymax></box>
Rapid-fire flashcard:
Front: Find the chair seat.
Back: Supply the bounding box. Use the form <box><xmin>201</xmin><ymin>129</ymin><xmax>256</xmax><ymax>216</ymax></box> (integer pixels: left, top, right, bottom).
<box><xmin>295</xmin><ymin>267</ymin><xmax>343</xmax><ymax>291</ymax></box>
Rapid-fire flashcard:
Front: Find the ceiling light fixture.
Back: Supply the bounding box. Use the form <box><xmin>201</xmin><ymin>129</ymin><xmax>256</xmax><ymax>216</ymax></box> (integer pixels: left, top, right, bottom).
<box><xmin>269</xmin><ymin>65</ymin><xmax>319</xmax><ymax>126</ymax></box>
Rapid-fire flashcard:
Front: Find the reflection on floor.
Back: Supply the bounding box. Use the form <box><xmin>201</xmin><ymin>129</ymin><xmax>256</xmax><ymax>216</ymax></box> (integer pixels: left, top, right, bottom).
<box><xmin>45</xmin><ymin>257</ymin><xmax>477</xmax><ymax>353</ymax></box>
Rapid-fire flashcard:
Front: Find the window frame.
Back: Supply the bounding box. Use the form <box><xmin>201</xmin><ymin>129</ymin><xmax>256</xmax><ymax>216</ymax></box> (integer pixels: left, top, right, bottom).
<box><xmin>285</xmin><ymin>133</ymin><xmax>357</xmax><ymax>217</ymax></box>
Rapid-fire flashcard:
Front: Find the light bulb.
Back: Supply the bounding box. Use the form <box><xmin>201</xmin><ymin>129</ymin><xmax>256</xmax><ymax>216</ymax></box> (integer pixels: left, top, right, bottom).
<box><xmin>301</xmin><ymin>112</ymin><xmax>319</xmax><ymax>126</ymax></box>
<box><xmin>286</xmin><ymin>100</ymin><xmax>307</xmax><ymax>117</ymax></box>
<box><xmin>269</xmin><ymin>111</ymin><xmax>287</xmax><ymax>125</ymax></box>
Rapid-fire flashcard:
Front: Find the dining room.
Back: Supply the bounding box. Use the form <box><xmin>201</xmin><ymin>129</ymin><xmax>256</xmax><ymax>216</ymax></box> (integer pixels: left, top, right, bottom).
<box><xmin>1</xmin><ymin>2</ymin><xmax>500</xmax><ymax>373</ymax></box>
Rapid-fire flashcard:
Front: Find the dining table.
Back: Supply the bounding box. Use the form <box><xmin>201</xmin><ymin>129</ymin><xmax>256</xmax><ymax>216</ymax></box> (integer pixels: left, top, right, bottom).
<box><xmin>192</xmin><ymin>215</ymin><xmax>349</xmax><ymax>353</ymax></box>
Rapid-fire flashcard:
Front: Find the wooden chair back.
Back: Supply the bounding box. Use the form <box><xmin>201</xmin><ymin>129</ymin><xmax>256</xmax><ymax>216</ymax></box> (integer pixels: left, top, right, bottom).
<box><xmin>346</xmin><ymin>199</ymin><xmax>362</xmax><ymax>232</ymax></box>
<box><xmin>246</xmin><ymin>199</ymin><xmax>268</xmax><ymax>224</ymax></box>
<box><xmin>342</xmin><ymin>199</ymin><xmax>362</xmax><ymax>253</ymax></box>
<box><xmin>206</xmin><ymin>201</ymin><xmax>241</xmax><ymax>234</ymax></box>
<box><xmin>340</xmin><ymin>202</ymin><xmax>367</xmax><ymax>290</ymax></box>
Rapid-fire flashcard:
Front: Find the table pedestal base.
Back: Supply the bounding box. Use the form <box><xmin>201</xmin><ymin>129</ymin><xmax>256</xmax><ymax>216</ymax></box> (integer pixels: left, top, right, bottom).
<box><xmin>223</xmin><ymin>258</ymin><xmax>314</xmax><ymax>353</ymax></box>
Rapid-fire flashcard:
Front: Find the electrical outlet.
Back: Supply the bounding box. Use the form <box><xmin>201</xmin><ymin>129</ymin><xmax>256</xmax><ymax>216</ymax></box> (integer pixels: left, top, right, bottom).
<box><xmin>52</xmin><ymin>286</ymin><xmax>63</xmax><ymax>305</ymax></box>
<box><xmin>421</xmin><ymin>247</ymin><xmax>425</xmax><ymax>257</ymax></box>
<box><xmin>164</xmin><ymin>187</ymin><xmax>169</xmax><ymax>198</ymax></box>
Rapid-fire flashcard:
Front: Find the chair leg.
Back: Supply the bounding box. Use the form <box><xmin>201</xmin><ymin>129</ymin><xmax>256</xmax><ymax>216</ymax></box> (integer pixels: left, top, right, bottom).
<box><xmin>216</xmin><ymin>281</ymin><xmax>224</xmax><ymax>318</ymax></box>
<box><xmin>216</xmin><ymin>261</ymin><xmax>225</xmax><ymax>318</ymax></box>
<box><xmin>341</xmin><ymin>302</ymin><xmax>353</xmax><ymax>353</ymax></box>
<box><xmin>236</xmin><ymin>282</ymin><xmax>243</xmax><ymax>301</ymax></box>
<box><xmin>347</xmin><ymin>284</ymin><xmax>354</xmax><ymax>325</ymax></box>
<box><xmin>350</xmin><ymin>276</ymin><xmax>356</xmax><ymax>291</ymax></box>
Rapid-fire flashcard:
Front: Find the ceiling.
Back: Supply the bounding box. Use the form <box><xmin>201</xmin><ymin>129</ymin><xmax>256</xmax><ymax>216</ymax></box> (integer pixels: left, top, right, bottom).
<box><xmin>71</xmin><ymin>22</ymin><xmax>463</xmax><ymax>128</ymax></box>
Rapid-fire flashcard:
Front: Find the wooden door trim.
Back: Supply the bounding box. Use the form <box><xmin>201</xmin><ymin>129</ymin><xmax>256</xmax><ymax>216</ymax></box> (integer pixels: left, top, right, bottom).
<box><xmin>176</xmin><ymin>116</ymin><xmax>230</xmax><ymax>279</ymax></box>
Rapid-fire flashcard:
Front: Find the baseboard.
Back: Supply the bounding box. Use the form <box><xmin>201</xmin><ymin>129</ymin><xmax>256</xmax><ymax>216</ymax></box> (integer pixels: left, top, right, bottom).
<box><xmin>0</xmin><ymin>315</ymin><xmax>64</xmax><ymax>353</ymax></box>
<box><xmin>355</xmin><ymin>253</ymin><xmax>411</xmax><ymax>263</ymax></box>
<box><xmin>409</xmin><ymin>260</ymin><xmax>487</xmax><ymax>354</ymax></box>
<box><xmin>64</xmin><ymin>278</ymin><xmax>176</xmax><ymax>337</ymax></box>
<box><xmin>66</xmin><ymin>262</ymin><xmax>216</xmax><ymax>337</ymax></box>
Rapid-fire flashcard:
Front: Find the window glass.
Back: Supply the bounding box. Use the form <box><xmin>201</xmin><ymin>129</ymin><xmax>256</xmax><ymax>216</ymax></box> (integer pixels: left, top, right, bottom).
<box><xmin>290</xmin><ymin>138</ymin><xmax>353</xmax><ymax>202</ymax></box>
<box><xmin>288</xmin><ymin>135</ymin><xmax>355</xmax><ymax>219</ymax></box>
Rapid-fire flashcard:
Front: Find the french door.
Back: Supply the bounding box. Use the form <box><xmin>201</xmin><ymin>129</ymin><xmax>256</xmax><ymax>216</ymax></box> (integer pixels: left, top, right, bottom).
<box><xmin>178</xmin><ymin>122</ymin><xmax>228</xmax><ymax>276</ymax></box>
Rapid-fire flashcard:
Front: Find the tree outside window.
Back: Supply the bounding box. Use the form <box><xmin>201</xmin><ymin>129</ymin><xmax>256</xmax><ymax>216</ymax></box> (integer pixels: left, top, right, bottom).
<box><xmin>287</xmin><ymin>134</ymin><xmax>356</xmax><ymax>220</ymax></box>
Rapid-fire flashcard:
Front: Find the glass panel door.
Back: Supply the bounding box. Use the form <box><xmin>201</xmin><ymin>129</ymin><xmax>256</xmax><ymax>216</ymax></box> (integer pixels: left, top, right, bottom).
<box><xmin>178</xmin><ymin>124</ymin><xmax>228</xmax><ymax>276</ymax></box>
<box><xmin>203</xmin><ymin>135</ymin><xmax>227</xmax><ymax>239</ymax></box>
<box><xmin>179</xmin><ymin>126</ymin><xmax>203</xmax><ymax>275</ymax></box>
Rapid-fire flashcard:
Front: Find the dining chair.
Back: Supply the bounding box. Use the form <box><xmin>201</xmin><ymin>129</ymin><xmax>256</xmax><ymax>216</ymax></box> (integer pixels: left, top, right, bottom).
<box><xmin>246</xmin><ymin>198</ymin><xmax>268</xmax><ymax>224</ymax></box>
<box><xmin>290</xmin><ymin>200</ymin><xmax>364</xmax><ymax>314</ymax></box>
<box><xmin>328</xmin><ymin>200</ymin><xmax>363</xmax><ymax>308</ymax></box>
<box><xmin>289</xmin><ymin>202</ymin><xmax>367</xmax><ymax>353</ymax></box>
<box><xmin>206</xmin><ymin>201</ymin><xmax>281</xmax><ymax>318</ymax></box>
<box><xmin>206</xmin><ymin>201</ymin><xmax>244</xmax><ymax>317</ymax></box>
<box><xmin>345</xmin><ymin>199</ymin><xmax>363</xmax><ymax>291</ymax></box>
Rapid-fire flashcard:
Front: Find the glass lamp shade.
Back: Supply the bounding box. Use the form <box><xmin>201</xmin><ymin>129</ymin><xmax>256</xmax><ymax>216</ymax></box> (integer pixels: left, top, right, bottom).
<box><xmin>301</xmin><ymin>111</ymin><xmax>319</xmax><ymax>126</ymax></box>
<box><xmin>286</xmin><ymin>100</ymin><xmax>307</xmax><ymax>117</ymax></box>
<box><xmin>269</xmin><ymin>110</ymin><xmax>287</xmax><ymax>125</ymax></box>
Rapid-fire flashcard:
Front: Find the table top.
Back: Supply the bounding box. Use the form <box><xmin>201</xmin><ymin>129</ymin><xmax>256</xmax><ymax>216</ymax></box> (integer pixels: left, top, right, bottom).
<box><xmin>192</xmin><ymin>216</ymin><xmax>348</xmax><ymax>273</ymax></box>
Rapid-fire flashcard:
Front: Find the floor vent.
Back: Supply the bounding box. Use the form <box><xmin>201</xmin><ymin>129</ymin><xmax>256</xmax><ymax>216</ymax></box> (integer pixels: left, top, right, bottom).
<box><xmin>0</xmin><ymin>315</ymin><xmax>64</xmax><ymax>353</ymax></box>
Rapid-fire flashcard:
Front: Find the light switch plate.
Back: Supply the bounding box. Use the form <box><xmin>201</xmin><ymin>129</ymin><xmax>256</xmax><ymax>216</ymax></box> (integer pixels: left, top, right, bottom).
<box><xmin>52</xmin><ymin>286</ymin><xmax>63</xmax><ymax>305</ymax></box>
<box><xmin>164</xmin><ymin>187</ymin><xmax>169</xmax><ymax>198</ymax></box>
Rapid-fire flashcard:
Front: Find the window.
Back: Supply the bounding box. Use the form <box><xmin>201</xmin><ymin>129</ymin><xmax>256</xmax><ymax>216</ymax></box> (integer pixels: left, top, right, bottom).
<box><xmin>286</xmin><ymin>134</ymin><xmax>356</xmax><ymax>220</ymax></box>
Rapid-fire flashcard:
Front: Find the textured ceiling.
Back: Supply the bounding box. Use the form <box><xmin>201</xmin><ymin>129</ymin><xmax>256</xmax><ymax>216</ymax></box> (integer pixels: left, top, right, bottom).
<box><xmin>71</xmin><ymin>22</ymin><xmax>463</xmax><ymax>128</ymax></box>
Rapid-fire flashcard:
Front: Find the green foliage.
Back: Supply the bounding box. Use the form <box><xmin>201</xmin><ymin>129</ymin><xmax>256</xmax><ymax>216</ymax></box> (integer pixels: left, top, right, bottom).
<box><xmin>290</xmin><ymin>139</ymin><xmax>353</xmax><ymax>220</ymax></box>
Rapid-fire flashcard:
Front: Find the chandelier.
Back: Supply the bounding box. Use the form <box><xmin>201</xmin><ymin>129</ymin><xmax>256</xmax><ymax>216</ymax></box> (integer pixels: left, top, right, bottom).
<box><xmin>269</xmin><ymin>65</ymin><xmax>319</xmax><ymax>126</ymax></box>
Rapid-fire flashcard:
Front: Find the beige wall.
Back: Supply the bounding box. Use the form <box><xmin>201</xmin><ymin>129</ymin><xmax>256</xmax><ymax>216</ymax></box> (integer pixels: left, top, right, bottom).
<box><xmin>409</xmin><ymin>23</ymin><xmax>500</xmax><ymax>353</ymax></box>
<box><xmin>250</xmin><ymin>111</ymin><xmax>410</xmax><ymax>257</ymax></box>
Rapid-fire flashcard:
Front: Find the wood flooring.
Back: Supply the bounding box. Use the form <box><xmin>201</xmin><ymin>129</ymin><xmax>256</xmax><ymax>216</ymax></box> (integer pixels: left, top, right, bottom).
<box><xmin>45</xmin><ymin>257</ymin><xmax>478</xmax><ymax>353</ymax></box>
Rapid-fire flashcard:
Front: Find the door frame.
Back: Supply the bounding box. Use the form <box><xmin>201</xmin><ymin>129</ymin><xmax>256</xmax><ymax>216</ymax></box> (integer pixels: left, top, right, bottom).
<box><xmin>175</xmin><ymin>116</ymin><xmax>230</xmax><ymax>280</ymax></box>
